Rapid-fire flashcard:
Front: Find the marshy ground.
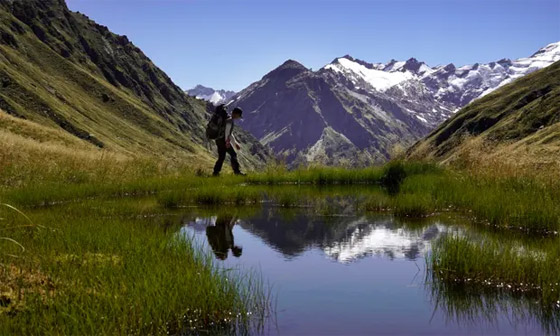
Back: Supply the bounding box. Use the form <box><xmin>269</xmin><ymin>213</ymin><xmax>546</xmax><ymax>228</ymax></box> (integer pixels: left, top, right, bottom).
<box><xmin>0</xmin><ymin>162</ymin><xmax>559</xmax><ymax>334</ymax></box>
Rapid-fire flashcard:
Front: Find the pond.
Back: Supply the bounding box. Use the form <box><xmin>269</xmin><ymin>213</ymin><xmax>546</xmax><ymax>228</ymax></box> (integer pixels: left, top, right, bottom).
<box><xmin>180</xmin><ymin>206</ymin><xmax>555</xmax><ymax>335</ymax></box>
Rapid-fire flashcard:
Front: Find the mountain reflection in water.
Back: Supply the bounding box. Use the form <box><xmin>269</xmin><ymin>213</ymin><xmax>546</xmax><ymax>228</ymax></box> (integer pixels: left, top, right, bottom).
<box><xmin>184</xmin><ymin>208</ymin><xmax>456</xmax><ymax>262</ymax></box>
<box><xmin>180</xmin><ymin>207</ymin><xmax>554</xmax><ymax>335</ymax></box>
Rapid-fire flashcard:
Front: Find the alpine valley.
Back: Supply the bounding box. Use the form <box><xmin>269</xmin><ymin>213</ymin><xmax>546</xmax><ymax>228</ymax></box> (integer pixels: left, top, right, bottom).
<box><xmin>227</xmin><ymin>42</ymin><xmax>560</xmax><ymax>166</ymax></box>
<box><xmin>0</xmin><ymin>0</ymin><xmax>270</xmax><ymax>172</ymax></box>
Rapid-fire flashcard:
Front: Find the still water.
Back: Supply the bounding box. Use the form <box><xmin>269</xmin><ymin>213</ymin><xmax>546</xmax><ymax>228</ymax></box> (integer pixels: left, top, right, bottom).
<box><xmin>180</xmin><ymin>207</ymin><xmax>553</xmax><ymax>335</ymax></box>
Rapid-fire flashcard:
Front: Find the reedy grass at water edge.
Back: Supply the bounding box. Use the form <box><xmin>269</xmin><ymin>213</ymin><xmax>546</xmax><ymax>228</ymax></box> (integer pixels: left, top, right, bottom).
<box><xmin>0</xmin><ymin>203</ymin><xmax>271</xmax><ymax>335</ymax></box>
<box><xmin>428</xmin><ymin>234</ymin><xmax>560</xmax><ymax>334</ymax></box>
<box><xmin>398</xmin><ymin>172</ymin><xmax>560</xmax><ymax>233</ymax></box>
<box><xmin>429</xmin><ymin>235</ymin><xmax>560</xmax><ymax>306</ymax></box>
<box><xmin>428</xmin><ymin>270</ymin><xmax>560</xmax><ymax>335</ymax></box>
<box><xmin>3</xmin><ymin>160</ymin><xmax>559</xmax><ymax>234</ymax></box>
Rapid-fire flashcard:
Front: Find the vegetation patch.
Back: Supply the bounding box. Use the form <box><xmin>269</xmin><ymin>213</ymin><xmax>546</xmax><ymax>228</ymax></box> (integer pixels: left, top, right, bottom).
<box><xmin>0</xmin><ymin>202</ymin><xmax>271</xmax><ymax>335</ymax></box>
<box><xmin>430</xmin><ymin>235</ymin><xmax>560</xmax><ymax>307</ymax></box>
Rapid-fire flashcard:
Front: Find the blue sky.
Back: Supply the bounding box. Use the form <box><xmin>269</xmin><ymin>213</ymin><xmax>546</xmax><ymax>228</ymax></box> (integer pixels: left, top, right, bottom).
<box><xmin>66</xmin><ymin>0</ymin><xmax>560</xmax><ymax>92</ymax></box>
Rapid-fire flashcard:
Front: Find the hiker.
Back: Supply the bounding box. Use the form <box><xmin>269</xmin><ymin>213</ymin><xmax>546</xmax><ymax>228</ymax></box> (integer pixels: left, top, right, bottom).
<box><xmin>208</xmin><ymin>105</ymin><xmax>245</xmax><ymax>176</ymax></box>
<box><xmin>206</xmin><ymin>214</ymin><xmax>242</xmax><ymax>260</ymax></box>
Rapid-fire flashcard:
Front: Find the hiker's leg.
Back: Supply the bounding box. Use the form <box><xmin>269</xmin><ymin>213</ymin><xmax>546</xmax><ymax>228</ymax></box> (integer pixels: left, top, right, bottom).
<box><xmin>226</xmin><ymin>146</ymin><xmax>241</xmax><ymax>174</ymax></box>
<box><xmin>213</xmin><ymin>139</ymin><xmax>227</xmax><ymax>175</ymax></box>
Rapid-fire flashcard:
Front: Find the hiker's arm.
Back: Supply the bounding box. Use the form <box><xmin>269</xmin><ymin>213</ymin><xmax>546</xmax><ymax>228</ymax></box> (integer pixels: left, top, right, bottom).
<box><xmin>225</xmin><ymin>122</ymin><xmax>233</xmax><ymax>147</ymax></box>
<box><xmin>225</xmin><ymin>122</ymin><xmax>232</xmax><ymax>141</ymax></box>
<box><xmin>231</xmin><ymin>134</ymin><xmax>240</xmax><ymax>149</ymax></box>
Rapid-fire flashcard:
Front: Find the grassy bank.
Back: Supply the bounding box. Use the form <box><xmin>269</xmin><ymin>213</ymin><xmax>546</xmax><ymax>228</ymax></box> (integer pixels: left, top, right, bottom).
<box><xmin>430</xmin><ymin>235</ymin><xmax>560</xmax><ymax>305</ymax></box>
<box><xmin>2</xmin><ymin>157</ymin><xmax>559</xmax><ymax>334</ymax></box>
<box><xmin>429</xmin><ymin>234</ymin><xmax>560</xmax><ymax>334</ymax></box>
<box><xmin>3</xmin><ymin>160</ymin><xmax>559</xmax><ymax>234</ymax></box>
<box><xmin>0</xmin><ymin>201</ymin><xmax>270</xmax><ymax>335</ymax></box>
<box><xmin>397</xmin><ymin>171</ymin><xmax>560</xmax><ymax>233</ymax></box>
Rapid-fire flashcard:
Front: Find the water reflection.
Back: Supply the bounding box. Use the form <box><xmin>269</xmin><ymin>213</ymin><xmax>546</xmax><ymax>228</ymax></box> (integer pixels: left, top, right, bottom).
<box><xmin>180</xmin><ymin>207</ymin><xmax>555</xmax><ymax>335</ymax></box>
<box><xmin>185</xmin><ymin>208</ymin><xmax>455</xmax><ymax>263</ymax></box>
<box><xmin>428</xmin><ymin>277</ymin><xmax>560</xmax><ymax>335</ymax></box>
<box><xmin>205</xmin><ymin>215</ymin><xmax>243</xmax><ymax>260</ymax></box>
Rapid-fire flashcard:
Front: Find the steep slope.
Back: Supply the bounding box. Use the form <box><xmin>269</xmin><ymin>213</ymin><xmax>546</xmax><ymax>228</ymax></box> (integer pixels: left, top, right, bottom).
<box><xmin>186</xmin><ymin>85</ymin><xmax>236</xmax><ymax>105</ymax></box>
<box><xmin>407</xmin><ymin>60</ymin><xmax>560</xmax><ymax>168</ymax></box>
<box><xmin>229</xmin><ymin>42</ymin><xmax>559</xmax><ymax>166</ymax></box>
<box><xmin>0</xmin><ymin>0</ymin><xmax>269</xmax><ymax>169</ymax></box>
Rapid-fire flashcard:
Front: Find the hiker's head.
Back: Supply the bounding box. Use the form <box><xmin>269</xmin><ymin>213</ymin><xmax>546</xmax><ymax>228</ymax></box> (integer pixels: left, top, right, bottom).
<box><xmin>232</xmin><ymin>245</ymin><xmax>243</xmax><ymax>258</ymax></box>
<box><xmin>231</xmin><ymin>107</ymin><xmax>243</xmax><ymax>120</ymax></box>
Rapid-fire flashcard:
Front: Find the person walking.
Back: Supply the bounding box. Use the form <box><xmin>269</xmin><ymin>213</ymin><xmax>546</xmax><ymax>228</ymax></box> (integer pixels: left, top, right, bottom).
<box><xmin>213</xmin><ymin>106</ymin><xmax>245</xmax><ymax>176</ymax></box>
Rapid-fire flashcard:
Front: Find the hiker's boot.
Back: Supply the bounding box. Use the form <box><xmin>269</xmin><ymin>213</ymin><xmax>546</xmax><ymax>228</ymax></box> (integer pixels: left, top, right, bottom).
<box><xmin>234</xmin><ymin>171</ymin><xmax>247</xmax><ymax>176</ymax></box>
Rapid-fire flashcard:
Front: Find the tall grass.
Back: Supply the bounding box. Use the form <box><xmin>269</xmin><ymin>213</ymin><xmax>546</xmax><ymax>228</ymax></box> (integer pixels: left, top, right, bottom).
<box><xmin>0</xmin><ymin>200</ymin><xmax>271</xmax><ymax>335</ymax></box>
<box><xmin>398</xmin><ymin>172</ymin><xmax>560</xmax><ymax>233</ymax></box>
<box><xmin>3</xmin><ymin>158</ymin><xmax>558</xmax><ymax>234</ymax></box>
<box><xmin>430</xmin><ymin>235</ymin><xmax>560</xmax><ymax>306</ymax></box>
<box><xmin>428</xmin><ymin>233</ymin><xmax>560</xmax><ymax>334</ymax></box>
<box><xmin>245</xmin><ymin>161</ymin><xmax>440</xmax><ymax>186</ymax></box>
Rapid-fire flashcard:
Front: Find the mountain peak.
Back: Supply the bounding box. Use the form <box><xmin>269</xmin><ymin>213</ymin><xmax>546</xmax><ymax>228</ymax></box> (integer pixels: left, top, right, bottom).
<box><xmin>443</xmin><ymin>63</ymin><xmax>456</xmax><ymax>71</ymax></box>
<box><xmin>332</xmin><ymin>55</ymin><xmax>384</xmax><ymax>70</ymax></box>
<box><xmin>402</xmin><ymin>57</ymin><xmax>427</xmax><ymax>73</ymax></box>
<box><xmin>497</xmin><ymin>58</ymin><xmax>512</xmax><ymax>66</ymax></box>
<box><xmin>263</xmin><ymin>59</ymin><xmax>310</xmax><ymax>81</ymax></box>
<box><xmin>278</xmin><ymin>59</ymin><xmax>307</xmax><ymax>70</ymax></box>
<box><xmin>186</xmin><ymin>85</ymin><xmax>236</xmax><ymax>105</ymax></box>
<box><xmin>531</xmin><ymin>41</ymin><xmax>560</xmax><ymax>58</ymax></box>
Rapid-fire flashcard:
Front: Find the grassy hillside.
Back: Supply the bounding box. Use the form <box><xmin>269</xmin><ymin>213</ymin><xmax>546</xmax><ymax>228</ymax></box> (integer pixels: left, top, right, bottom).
<box><xmin>407</xmin><ymin>61</ymin><xmax>560</xmax><ymax>172</ymax></box>
<box><xmin>0</xmin><ymin>0</ymin><xmax>269</xmax><ymax>173</ymax></box>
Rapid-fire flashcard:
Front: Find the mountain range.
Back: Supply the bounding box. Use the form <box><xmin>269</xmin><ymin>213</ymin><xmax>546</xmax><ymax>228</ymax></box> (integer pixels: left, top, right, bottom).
<box><xmin>186</xmin><ymin>85</ymin><xmax>236</xmax><ymax>105</ymax></box>
<box><xmin>407</xmin><ymin>59</ymin><xmax>560</xmax><ymax>170</ymax></box>
<box><xmin>1</xmin><ymin>0</ymin><xmax>557</xmax><ymax>171</ymax></box>
<box><xmin>227</xmin><ymin>42</ymin><xmax>560</xmax><ymax>165</ymax></box>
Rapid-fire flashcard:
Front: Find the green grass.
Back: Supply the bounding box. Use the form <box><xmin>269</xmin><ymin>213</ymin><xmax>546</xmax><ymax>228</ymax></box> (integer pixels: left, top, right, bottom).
<box><xmin>0</xmin><ymin>200</ymin><xmax>271</xmax><ymax>335</ymax></box>
<box><xmin>392</xmin><ymin>193</ymin><xmax>434</xmax><ymax>218</ymax></box>
<box><xmin>1</xmin><ymin>159</ymin><xmax>559</xmax><ymax>334</ymax></box>
<box><xmin>397</xmin><ymin>172</ymin><xmax>560</xmax><ymax>233</ymax></box>
<box><xmin>428</xmin><ymin>234</ymin><xmax>560</xmax><ymax>334</ymax></box>
<box><xmin>3</xmin><ymin>160</ymin><xmax>558</xmax><ymax>234</ymax></box>
<box><xmin>245</xmin><ymin>161</ymin><xmax>440</xmax><ymax>186</ymax></box>
<box><xmin>430</xmin><ymin>235</ymin><xmax>560</xmax><ymax>303</ymax></box>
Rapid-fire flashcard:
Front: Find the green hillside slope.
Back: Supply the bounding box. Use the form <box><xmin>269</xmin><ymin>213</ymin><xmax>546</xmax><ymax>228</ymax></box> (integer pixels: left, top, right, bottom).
<box><xmin>0</xmin><ymin>0</ymin><xmax>269</xmax><ymax>171</ymax></box>
<box><xmin>407</xmin><ymin>60</ymin><xmax>560</xmax><ymax>170</ymax></box>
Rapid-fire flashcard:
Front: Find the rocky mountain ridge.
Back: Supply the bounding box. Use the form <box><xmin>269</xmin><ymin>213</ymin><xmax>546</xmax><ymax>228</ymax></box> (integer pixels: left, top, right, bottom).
<box><xmin>229</xmin><ymin>42</ymin><xmax>560</xmax><ymax>165</ymax></box>
<box><xmin>186</xmin><ymin>84</ymin><xmax>236</xmax><ymax>105</ymax></box>
<box><xmin>407</xmin><ymin>60</ymin><xmax>560</xmax><ymax>170</ymax></box>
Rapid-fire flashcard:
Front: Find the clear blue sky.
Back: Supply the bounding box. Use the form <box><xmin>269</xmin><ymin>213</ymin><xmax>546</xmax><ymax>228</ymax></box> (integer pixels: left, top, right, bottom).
<box><xmin>66</xmin><ymin>0</ymin><xmax>560</xmax><ymax>92</ymax></box>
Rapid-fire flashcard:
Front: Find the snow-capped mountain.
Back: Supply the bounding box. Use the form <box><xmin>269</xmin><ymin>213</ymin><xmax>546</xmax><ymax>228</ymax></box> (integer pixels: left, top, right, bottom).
<box><xmin>186</xmin><ymin>85</ymin><xmax>236</xmax><ymax>105</ymax></box>
<box><xmin>229</xmin><ymin>41</ymin><xmax>560</xmax><ymax>166</ymax></box>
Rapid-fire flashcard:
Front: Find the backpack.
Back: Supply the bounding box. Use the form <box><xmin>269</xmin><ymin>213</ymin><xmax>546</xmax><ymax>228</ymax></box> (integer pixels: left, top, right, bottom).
<box><xmin>206</xmin><ymin>104</ymin><xmax>228</xmax><ymax>140</ymax></box>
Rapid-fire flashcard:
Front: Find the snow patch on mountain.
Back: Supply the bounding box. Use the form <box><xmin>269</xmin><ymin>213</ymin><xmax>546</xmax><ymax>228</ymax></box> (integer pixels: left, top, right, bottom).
<box><xmin>227</xmin><ymin>41</ymin><xmax>560</xmax><ymax>166</ymax></box>
<box><xmin>325</xmin><ymin>57</ymin><xmax>414</xmax><ymax>91</ymax></box>
<box><xmin>323</xmin><ymin>40</ymin><xmax>560</xmax><ymax>128</ymax></box>
<box><xmin>186</xmin><ymin>85</ymin><xmax>236</xmax><ymax>105</ymax></box>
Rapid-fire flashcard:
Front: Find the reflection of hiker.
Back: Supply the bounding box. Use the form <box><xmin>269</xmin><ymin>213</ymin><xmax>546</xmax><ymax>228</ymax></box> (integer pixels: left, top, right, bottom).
<box><xmin>206</xmin><ymin>215</ymin><xmax>242</xmax><ymax>260</ymax></box>
<box><xmin>206</xmin><ymin>104</ymin><xmax>245</xmax><ymax>177</ymax></box>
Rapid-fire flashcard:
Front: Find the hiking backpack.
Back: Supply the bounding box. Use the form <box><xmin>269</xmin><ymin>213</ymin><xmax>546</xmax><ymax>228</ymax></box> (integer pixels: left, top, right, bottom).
<box><xmin>206</xmin><ymin>104</ymin><xmax>228</xmax><ymax>140</ymax></box>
